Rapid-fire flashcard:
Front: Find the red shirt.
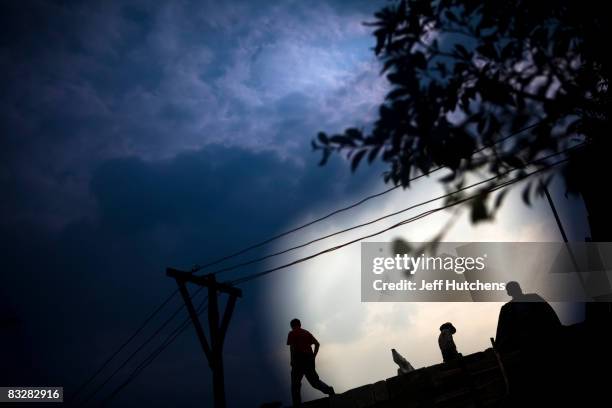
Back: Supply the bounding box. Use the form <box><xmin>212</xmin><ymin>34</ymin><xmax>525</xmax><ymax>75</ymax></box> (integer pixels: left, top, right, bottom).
<box><xmin>287</xmin><ymin>328</ymin><xmax>316</xmax><ymax>354</ymax></box>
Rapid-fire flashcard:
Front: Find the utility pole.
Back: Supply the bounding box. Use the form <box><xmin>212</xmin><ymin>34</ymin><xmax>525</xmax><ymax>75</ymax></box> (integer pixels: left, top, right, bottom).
<box><xmin>540</xmin><ymin>182</ymin><xmax>588</xmax><ymax>289</ymax></box>
<box><xmin>540</xmin><ymin>181</ymin><xmax>569</xmax><ymax>243</ymax></box>
<box><xmin>167</xmin><ymin>268</ymin><xmax>242</xmax><ymax>408</ymax></box>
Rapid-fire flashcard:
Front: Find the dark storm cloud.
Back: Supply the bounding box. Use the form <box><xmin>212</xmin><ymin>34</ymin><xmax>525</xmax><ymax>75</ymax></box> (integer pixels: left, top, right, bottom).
<box><xmin>1</xmin><ymin>0</ymin><xmax>388</xmax><ymax>405</ymax></box>
<box><xmin>0</xmin><ymin>143</ymin><xmax>385</xmax><ymax>406</ymax></box>
<box><xmin>1</xmin><ymin>0</ymin><xmax>385</xmax><ymax>231</ymax></box>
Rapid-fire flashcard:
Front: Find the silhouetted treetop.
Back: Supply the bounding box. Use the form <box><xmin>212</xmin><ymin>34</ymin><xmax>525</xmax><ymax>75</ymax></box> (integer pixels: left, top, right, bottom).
<box><xmin>314</xmin><ymin>0</ymin><xmax>609</xmax><ymax>224</ymax></box>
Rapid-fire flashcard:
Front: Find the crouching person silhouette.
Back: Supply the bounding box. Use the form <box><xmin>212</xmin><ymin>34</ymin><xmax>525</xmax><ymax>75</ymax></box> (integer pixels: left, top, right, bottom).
<box><xmin>287</xmin><ymin>318</ymin><xmax>335</xmax><ymax>406</ymax></box>
<box><xmin>438</xmin><ymin>322</ymin><xmax>461</xmax><ymax>362</ymax></box>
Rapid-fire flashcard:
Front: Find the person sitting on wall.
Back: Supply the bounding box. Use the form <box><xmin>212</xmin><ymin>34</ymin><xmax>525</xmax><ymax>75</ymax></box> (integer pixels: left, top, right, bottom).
<box><xmin>438</xmin><ymin>322</ymin><xmax>461</xmax><ymax>362</ymax></box>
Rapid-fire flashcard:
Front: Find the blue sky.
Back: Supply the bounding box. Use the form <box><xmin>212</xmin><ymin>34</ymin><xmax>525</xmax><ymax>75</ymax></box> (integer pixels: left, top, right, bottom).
<box><xmin>0</xmin><ymin>1</ymin><xmax>590</xmax><ymax>407</ymax></box>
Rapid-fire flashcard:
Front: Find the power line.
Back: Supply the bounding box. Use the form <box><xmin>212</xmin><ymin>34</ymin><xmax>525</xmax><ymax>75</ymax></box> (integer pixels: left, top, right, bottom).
<box><xmin>78</xmin><ymin>122</ymin><xmax>543</xmax><ymax>386</ymax></box>
<box><xmin>72</xmin><ymin>120</ymin><xmax>548</xmax><ymax>404</ymax></box>
<box><xmin>228</xmin><ymin>163</ymin><xmax>558</xmax><ymax>286</ymax></box>
<box><xmin>98</xmin><ymin>297</ymin><xmax>209</xmax><ymax>408</ymax></box>
<box><xmin>205</xmin><ymin>142</ymin><xmax>584</xmax><ymax>278</ymax></box>
<box><xmin>69</xmin><ymin>288</ymin><xmax>180</xmax><ymax>403</ymax></box>
<box><xmin>90</xmin><ymin>139</ymin><xmax>577</xmax><ymax>407</ymax></box>
<box><xmin>190</xmin><ymin>122</ymin><xmax>544</xmax><ymax>273</ymax></box>
<box><xmin>229</xmin><ymin>153</ymin><xmax>578</xmax><ymax>286</ymax></box>
<box><xmin>74</xmin><ymin>121</ymin><xmax>550</xmax><ymax>405</ymax></box>
<box><xmin>90</xmin><ymin>159</ymin><xmax>544</xmax><ymax>406</ymax></box>
<box><xmin>78</xmin><ymin>287</ymin><xmax>205</xmax><ymax>407</ymax></box>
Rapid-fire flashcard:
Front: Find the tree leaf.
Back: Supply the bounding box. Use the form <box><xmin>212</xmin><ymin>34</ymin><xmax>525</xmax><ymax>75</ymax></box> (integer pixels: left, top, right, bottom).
<box><xmin>368</xmin><ymin>146</ymin><xmax>382</xmax><ymax>163</ymax></box>
<box><xmin>471</xmin><ymin>195</ymin><xmax>490</xmax><ymax>223</ymax></box>
<box><xmin>521</xmin><ymin>182</ymin><xmax>532</xmax><ymax>206</ymax></box>
<box><xmin>351</xmin><ymin>149</ymin><xmax>367</xmax><ymax>172</ymax></box>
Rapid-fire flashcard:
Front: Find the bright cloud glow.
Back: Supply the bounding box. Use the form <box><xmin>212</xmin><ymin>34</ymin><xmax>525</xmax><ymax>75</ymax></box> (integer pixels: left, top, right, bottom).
<box><xmin>264</xmin><ymin>175</ymin><xmax>587</xmax><ymax>397</ymax></box>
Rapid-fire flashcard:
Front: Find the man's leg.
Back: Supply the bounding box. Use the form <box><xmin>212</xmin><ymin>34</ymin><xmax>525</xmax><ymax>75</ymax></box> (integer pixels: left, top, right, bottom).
<box><xmin>290</xmin><ymin>365</ymin><xmax>304</xmax><ymax>407</ymax></box>
<box><xmin>303</xmin><ymin>358</ymin><xmax>334</xmax><ymax>396</ymax></box>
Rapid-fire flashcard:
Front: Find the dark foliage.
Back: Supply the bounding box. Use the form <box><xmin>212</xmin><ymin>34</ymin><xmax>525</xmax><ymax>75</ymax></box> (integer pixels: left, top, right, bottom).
<box><xmin>314</xmin><ymin>0</ymin><xmax>609</xmax><ymax>224</ymax></box>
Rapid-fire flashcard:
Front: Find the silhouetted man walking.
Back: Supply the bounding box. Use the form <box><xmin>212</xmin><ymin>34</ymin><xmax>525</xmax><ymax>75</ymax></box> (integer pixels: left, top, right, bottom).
<box><xmin>287</xmin><ymin>318</ymin><xmax>334</xmax><ymax>406</ymax></box>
